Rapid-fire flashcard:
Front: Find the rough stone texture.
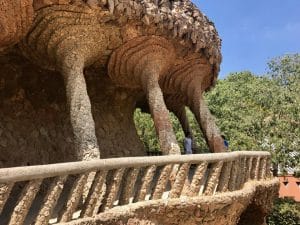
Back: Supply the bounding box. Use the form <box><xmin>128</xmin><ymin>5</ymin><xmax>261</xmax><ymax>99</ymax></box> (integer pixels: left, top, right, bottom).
<box><xmin>8</xmin><ymin>179</ymin><xmax>42</xmax><ymax>225</ymax></box>
<box><xmin>59</xmin><ymin>173</ymin><xmax>88</xmax><ymax>222</ymax></box>
<box><xmin>245</xmin><ymin>157</ymin><xmax>253</xmax><ymax>181</ymax></box>
<box><xmin>238</xmin><ymin>158</ymin><xmax>246</xmax><ymax>185</ymax></box>
<box><xmin>228</xmin><ymin>160</ymin><xmax>239</xmax><ymax>191</ymax></box>
<box><xmin>100</xmin><ymin>168</ymin><xmax>125</xmax><ymax>212</ymax></box>
<box><xmin>152</xmin><ymin>164</ymin><xmax>172</xmax><ymax>200</ymax></box>
<box><xmin>22</xmin><ymin>0</ymin><xmax>223</xmax><ymax>157</ymax></box>
<box><xmin>0</xmin><ymin>52</ymin><xmax>144</xmax><ymax>167</ymax></box>
<box><xmin>217</xmin><ymin>161</ymin><xmax>232</xmax><ymax>192</ymax></box>
<box><xmin>258</xmin><ymin>157</ymin><xmax>267</xmax><ymax>180</ymax></box>
<box><xmin>35</xmin><ymin>175</ymin><xmax>67</xmax><ymax>225</ymax></box>
<box><xmin>61</xmin><ymin>179</ymin><xmax>279</xmax><ymax>225</ymax></box>
<box><xmin>237</xmin><ymin>179</ymin><xmax>280</xmax><ymax>225</ymax></box>
<box><xmin>119</xmin><ymin>168</ymin><xmax>139</xmax><ymax>205</ymax></box>
<box><xmin>0</xmin><ymin>153</ymin><xmax>278</xmax><ymax>225</ymax></box>
<box><xmin>134</xmin><ymin>165</ymin><xmax>156</xmax><ymax>202</ymax></box>
<box><xmin>81</xmin><ymin>170</ymin><xmax>107</xmax><ymax>217</ymax></box>
<box><xmin>0</xmin><ymin>0</ymin><xmax>34</xmax><ymax>52</ymax></box>
<box><xmin>187</xmin><ymin>162</ymin><xmax>208</xmax><ymax>197</ymax></box>
<box><xmin>108</xmin><ymin>36</ymin><xmax>180</xmax><ymax>155</ymax></box>
<box><xmin>165</xmin><ymin>97</ymin><xmax>192</xmax><ymax>137</ymax></box>
<box><xmin>0</xmin><ymin>0</ymin><xmax>224</xmax><ymax>167</ymax></box>
<box><xmin>253</xmin><ymin>157</ymin><xmax>261</xmax><ymax>180</ymax></box>
<box><xmin>204</xmin><ymin>161</ymin><xmax>223</xmax><ymax>195</ymax></box>
<box><xmin>0</xmin><ymin>183</ymin><xmax>14</xmax><ymax>214</ymax></box>
<box><xmin>161</xmin><ymin>56</ymin><xmax>226</xmax><ymax>153</ymax></box>
<box><xmin>169</xmin><ymin>163</ymin><xmax>190</xmax><ymax>198</ymax></box>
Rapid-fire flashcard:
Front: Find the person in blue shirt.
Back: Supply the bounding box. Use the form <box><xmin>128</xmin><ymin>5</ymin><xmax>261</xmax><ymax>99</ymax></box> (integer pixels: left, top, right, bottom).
<box><xmin>184</xmin><ymin>132</ymin><xmax>193</xmax><ymax>154</ymax></box>
<box><xmin>221</xmin><ymin>135</ymin><xmax>229</xmax><ymax>151</ymax></box>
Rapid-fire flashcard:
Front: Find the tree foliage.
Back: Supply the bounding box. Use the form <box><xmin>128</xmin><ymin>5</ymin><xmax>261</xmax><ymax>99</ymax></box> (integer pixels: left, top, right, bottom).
<box><xmin>265</xmin><ymin>54</ymin><xmax>300</xmax><ymax>169</ymax></box>
<box><xmin>134</xmin><ymin>109</ymin><xmax>160</xmax><ymax>152</ymax></box>
<box><xmin>267</xmin><ymin>54</ymin><xmax>300</xmax><ymax>88</ymax></box>
<box><xmin>206</xmin><ymin>61</ymin><xmax>299</xmax><ymax>168</ymax></box>
<box><xmin>133</xmin><ymin>54</ymin><xmax>300</xmax><ymax>225</ymax></box>
<box><xmin>134</xmin><ymin>108</ymin><xmax>207</xmax><ymax>153</ymax></box>
<box><xmin>267</xmin><ymin>198</ymin><xmax>300</xmax><ymax>225</ymax></box>
<box><xmin>134</xmin><ymin>54</ymin><xmax>300</xmax><ymax>168</ymax></box>
<box><xmin>205</xmin><ymin>71</ymin><xmax>277</xmax><ymax>151</ymax></box>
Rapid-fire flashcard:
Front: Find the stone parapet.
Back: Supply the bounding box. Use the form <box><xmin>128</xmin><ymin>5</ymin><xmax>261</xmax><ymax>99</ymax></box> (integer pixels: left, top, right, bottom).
<box><xmin>63</xmin><ymin>179</ymin><xmax>279</xmax><ymax>225</ymax></box>
<box><xmin>0</xmin><ymin>152</ymin><xmax>278</xmax><ymax>225</ymax></box>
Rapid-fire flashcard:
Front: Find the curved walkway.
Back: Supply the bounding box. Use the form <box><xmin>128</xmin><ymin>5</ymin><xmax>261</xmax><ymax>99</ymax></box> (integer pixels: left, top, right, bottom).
<box><xmin>0</xmin><ymin>151</ymin><xmax>278</xmax><ymax>225</ymax></box>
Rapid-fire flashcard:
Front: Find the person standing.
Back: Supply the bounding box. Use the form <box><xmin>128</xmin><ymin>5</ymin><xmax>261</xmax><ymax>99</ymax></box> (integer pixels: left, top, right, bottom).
<box><xmin>184</xmin><ymin>132</ymin><xmax>193</xmax><ymax>154</ymax></box>
<box><xmin>221</xmin><ymin>134</ymin><xmax>229</xmax><ymax>151</ymax></box>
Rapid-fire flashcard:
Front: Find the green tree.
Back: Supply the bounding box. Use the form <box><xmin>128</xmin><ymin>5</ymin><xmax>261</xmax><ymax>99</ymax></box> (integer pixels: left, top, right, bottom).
<box><xmin>134</xmin><ymin>108</ymin><xmax>205</xmax><ymax>153</ymax></box>
<box><xmin>205</xmin><ymin>54</ymin><xmax>300</xmax><ymax>168</ymax></box>
<box><xmin>205</xmin><ymin>71</ymin><xmax>279</xmax><ymax>151</ymax></box>
<box><xmin>134</xmin><ymin>108</ymin><xmax>160</xmax><ymax>152</ymax></box>
<box><xmin>134</xmin><ymin>54</ymin><xmax>300</xmax><ymax>168</ymax></box>
<box><xmin>266</xmin><ymin>54</ymin><xmax>300</xmax><ymax>170</ymax></box>
<box><xmin>267</xmin><ymin>198</ymin><xmax>300</xmax><ymax>225</ymax></box>
<box><xmin>267</xmin><ymin>54</ymin><xmax>300</xmax><ymax>88</ymax></box>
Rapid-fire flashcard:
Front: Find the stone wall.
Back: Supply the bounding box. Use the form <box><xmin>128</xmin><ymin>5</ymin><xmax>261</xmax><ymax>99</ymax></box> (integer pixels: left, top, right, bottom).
<box><xmin>0</xmin><ymin>50</ymin><xmax>145</xmax><ymax>168</ymax></box>
<box><xmin>64</xmin><ymin>179</ymin><xmax>279</xmax><ymax>225</ymax></box>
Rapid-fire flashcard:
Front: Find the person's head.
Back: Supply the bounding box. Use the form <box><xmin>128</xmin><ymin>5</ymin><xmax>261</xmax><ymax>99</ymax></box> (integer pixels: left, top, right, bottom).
<box><xmin>221</xmin><ymin>134</ymin><xmax>226</xmax><ymax>140</ymax></box>
<box><xmin>186</xmin><ymin>132</ymin><xmax>191</xmax><ymax>138</ymax></box>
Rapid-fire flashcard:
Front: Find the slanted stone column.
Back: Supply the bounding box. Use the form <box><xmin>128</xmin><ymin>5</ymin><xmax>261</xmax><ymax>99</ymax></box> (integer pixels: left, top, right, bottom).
<box><xmin>108</xmin><ymin>36</ymin><xmax>181</xmax><ymax>155</ymax></box>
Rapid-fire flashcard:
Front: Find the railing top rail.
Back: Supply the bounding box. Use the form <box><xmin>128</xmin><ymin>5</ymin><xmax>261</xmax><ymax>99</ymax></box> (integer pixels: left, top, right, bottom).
<box><xmin>0</xmin><ymin>151</ymin><xmax>270</xmax><ymax>183</ymax></box>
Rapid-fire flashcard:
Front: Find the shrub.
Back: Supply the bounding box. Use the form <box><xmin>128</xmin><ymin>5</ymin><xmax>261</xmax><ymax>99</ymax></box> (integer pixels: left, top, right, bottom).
<box><xmin>267</xmin><ymin>198</ymin><xmax>300</xmax><ymax>225</ymax></box>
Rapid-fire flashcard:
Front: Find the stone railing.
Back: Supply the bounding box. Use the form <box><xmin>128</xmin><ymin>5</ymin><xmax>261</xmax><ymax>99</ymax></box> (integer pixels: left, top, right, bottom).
<box><xmin>0</xmin><ymin>151</ymin><xmax>272</xmax><ymax>225</ymax></box>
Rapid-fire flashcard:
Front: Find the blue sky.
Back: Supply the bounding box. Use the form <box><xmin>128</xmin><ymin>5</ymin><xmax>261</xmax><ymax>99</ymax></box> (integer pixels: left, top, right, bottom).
<box><xmin>193</xmin><ymin>0</ymin><xmax>300</xmax><ymax>78</ymax></box>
